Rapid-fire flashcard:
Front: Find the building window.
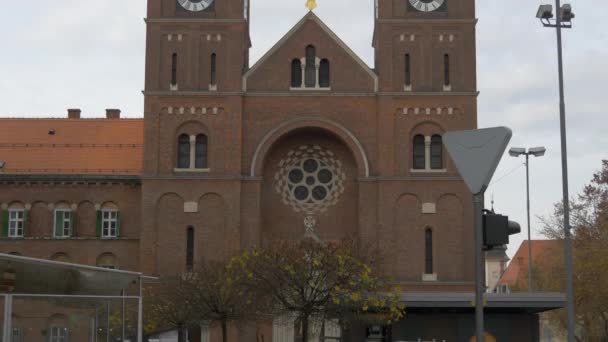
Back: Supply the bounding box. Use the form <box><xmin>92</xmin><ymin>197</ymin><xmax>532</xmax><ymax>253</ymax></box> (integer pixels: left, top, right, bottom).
<box><xmin>195</xmin><ymin>134</ymin><xmax>208</xmax><ymax>169</ymax></box>
<box><xmin>101</xmin><ymin>210</ymin><xmax>119</xmax><ymax>238</ymax></box>
<box><xmin>186</xmin><ymin>226</ymin><xmax>194</xmax><ymax>272</ymax></box>
<box><xmin>412</xmin><ymin>134</ymin><xmax>446</xmax><ymax>172</ymax></box>
<box><xmin>404</xmin><ymin>53</ymin><xmax>412</xmax><ymax>90</ymax></box>
<box><xmin>430</xmin><ymin>135</ymin><xmax>443</xmax><ymax>170</ymax></box>
<box><xmin>8</xmin><ymin>209</ymin><xmax>25</xmax><ymax>238</ymax></box>
<box><xmin>53</xmin><ymin>209</ymin><xmax>72</xmax><ymax>238</ymax></box>
<box><xmin>319</xmin><ymin>59</ymin><xmax>330</xmax><ymax>88</ymax></box>
<box><xmin>97</xmin><ymin>253</ymin><xmax>118</xmax><ymax>269</ymax></box>
<box><xmin>12</xmin><ymin>327</ymin><xmax>24</xmax><ymax>342</ymax></box>
<box><xmin>425</xmin><ymin>229</ymin><xmax>433</xmax><ymax>275</ymax></box>
<box><xmin>176</xmin><ymin>133</ymin><xmax>210</xmax><ymax>171</ymax></box>
<box><xmin>443</xmin><ymin>54</ymin><xmax>451</xmax><ymax>90</ymax></box>
<box><xmin>171</xmin><ymin>53</ymin><xmax>178</xmax><ymax>89</ymax></box>
<box><xmin>305</xmin><ymin>45</ymin><xmax>316</xmax><ymax>87</ymax></box>
<box><xmin>50</xmin><ymin>326</ymin><xmax>69</xmax><ymax>342</ymax></box>
<box><xmin>291</xmin><ymin>59</ymin><xmax>302</xmax><ymax>87</ymax></box>
<box><xmin>291</xmin><ymin>45</ymin><xmax>330</xmax><ymax>90</ymax></box>
<box><xmin>177</xmin><ymin>134</ymin><xmax>191</xmax><ymax>169</ymax></box>
<box><xmin>210</xmin><ymin>53</ymin><xmax>217</xmax><ymax>87</ymax></box>
<box><xmin>413</xmin><ymin>135</ymin><xmax>426</xmax><ymax>170</ymax></box>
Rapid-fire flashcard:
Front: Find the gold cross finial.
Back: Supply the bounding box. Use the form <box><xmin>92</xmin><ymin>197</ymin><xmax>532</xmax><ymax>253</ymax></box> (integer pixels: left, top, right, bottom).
<box><xmin>306</xmin><ymin>0</ymin><xmax>317</xmax><ymax>11</ymax></box>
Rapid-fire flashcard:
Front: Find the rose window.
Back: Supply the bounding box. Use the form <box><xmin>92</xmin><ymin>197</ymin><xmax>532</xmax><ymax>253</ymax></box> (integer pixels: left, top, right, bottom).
<box><xmin>275</xmin><ymin>145</ymin><xmax>346</xmax><ymax>216</ymax></box>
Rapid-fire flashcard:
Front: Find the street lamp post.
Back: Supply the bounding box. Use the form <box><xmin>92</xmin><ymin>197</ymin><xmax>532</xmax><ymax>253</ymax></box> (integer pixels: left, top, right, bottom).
<box><xmin>509</xmin><ymin>147</ymin><xmax>546</xmax><ymax>292</ymax></box>
<box><xmin>537</xmin><ymin>2</ymin><xmax>575</xmax><ymax>341</ymax></box>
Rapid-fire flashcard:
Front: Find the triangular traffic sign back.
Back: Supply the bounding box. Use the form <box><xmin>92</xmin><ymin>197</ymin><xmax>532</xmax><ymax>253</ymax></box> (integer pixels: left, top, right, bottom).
<box><xmin>443</xmin><ymin>127</ymin><xmax>512</xmax><ymax>195</ymax></box>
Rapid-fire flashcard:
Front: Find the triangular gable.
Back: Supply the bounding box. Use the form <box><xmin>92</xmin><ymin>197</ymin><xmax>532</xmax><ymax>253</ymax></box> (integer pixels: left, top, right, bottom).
<box><xmin>244</xmin><ymin>12</ymin><xmax>377</xmax><ymax>92</ymax></box>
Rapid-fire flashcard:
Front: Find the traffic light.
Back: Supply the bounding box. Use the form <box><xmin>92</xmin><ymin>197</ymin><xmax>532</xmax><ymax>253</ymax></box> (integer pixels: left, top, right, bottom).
<box><xmin>482</xmin><ymin>210</ymin><xmax>521</xmax><ymax>250</ymax></box>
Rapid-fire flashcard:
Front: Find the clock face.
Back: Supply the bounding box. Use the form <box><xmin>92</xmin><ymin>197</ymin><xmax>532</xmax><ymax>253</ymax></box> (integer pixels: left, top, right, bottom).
<box><xmin>177</xmin><ymin>0</ymin><xmax>214</xmax><ymax>12</ymax></box>
<box><xmin>409</xmin><ymin>0</ymin><xmax>446</xmax><ymax>12</ymax></box>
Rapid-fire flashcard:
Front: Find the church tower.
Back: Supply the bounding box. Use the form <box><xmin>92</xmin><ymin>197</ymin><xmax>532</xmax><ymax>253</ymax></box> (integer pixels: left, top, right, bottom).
<box><xmin>373</xmin><ymin>0</ymin><xmax>477</xmax><ymax>93</ymax></box>
<box><xmin>140</xmin><ymin>0</ymin><xmax>251</xmax><ymax>276</ymax></box>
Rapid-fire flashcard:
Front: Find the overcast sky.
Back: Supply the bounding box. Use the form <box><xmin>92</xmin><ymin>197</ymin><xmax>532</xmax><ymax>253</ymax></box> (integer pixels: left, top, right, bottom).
<box><xmin>1</xmin><ymin>1</ymin><xmax>606</xmax><ymax>259</ymax></box>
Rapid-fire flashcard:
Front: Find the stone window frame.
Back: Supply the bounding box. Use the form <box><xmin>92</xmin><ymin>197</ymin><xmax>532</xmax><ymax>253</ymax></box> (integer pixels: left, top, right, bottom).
<box><xmin>290</xmin><ymin>45</ymin><xmax>331</xmax><ymax>91</ymax></box>
<box><xmin>410</xmin><ymin>134</ymin><xmax>447</xmax><ymax>173</ymax></box>
<box><xmin>174</xmin><ymin>133</ymin><xmax>211</xmax><ymax>173</ymax></box>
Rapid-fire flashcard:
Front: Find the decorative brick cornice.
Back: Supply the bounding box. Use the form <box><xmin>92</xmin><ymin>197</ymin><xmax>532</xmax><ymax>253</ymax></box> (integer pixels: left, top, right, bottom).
<box><xmin>0</xmin><ymin>174</ymin><xmax>141</xmax><ymax>186</ymax></box>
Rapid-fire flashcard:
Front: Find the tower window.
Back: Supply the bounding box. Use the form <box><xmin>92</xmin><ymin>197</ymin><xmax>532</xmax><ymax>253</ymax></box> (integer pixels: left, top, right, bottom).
<box><xmin>405</xmin><ymin>54</ymin><xmax>412</xmax><ymax>89</ymax></box>
<box><xmin>176</xmin><ymin>133</ymin><xmax>210</xmax><ymax>171</ymax></box>
<box><xmin>430</xmin><ymin>135</ymin><xmax>443</xmax><ymax>169</ymax></box>
<box><xmin>319</xmin><ymin>59</ymin><xmax>330</xmax><ymax>88</ymax></box>
<box><xmin>210</xmin><ymin>53</ymin><xmax>217</xmax><ymax>86</ymax></box>
<box><xmin>413</xmin><ymin>135</ymin><xmax>426</xmax><ymax>170</ymax></box>
<box><xmin>425</xmin><ymin>228</ymin><xmax>433</xmax><ymax>275</ymax></box>
<box><xmin>443</xmin><ymin>54</ymin><xmax>451</xmax><ymax>88</ymax></box>
<box><xmin>305</xmin><ymin>45</ymin><xmax>316</xmax><ymax>88</ymax></box>
<box><xmin>186</xmin><ymin>226</ymin><xmax>194</xmax><ymax>271</ymax></box>
<box><xmin>177</xmin><ymin>134</ymin><xmax>191</xmax><ymax>169</ymax></box>
<box><xmin>291</xmin><ymin>59</ymin><xmax>302</xmax><ymax>88</ymax></box>
<box><xmin>171</xmin><ymin>53</ymin><xmax>178</xmax><ymax>86</ymax></box>
<box><xmin>195</xmin><ymin>134</ymin><xmax>208</xmax><ymax>169</ymax></box>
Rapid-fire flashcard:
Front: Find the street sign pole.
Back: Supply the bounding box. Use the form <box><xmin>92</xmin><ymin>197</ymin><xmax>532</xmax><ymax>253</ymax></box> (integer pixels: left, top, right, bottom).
<box><xmin>474</xmin><ymin>192</ymin><xmax>485</xmax><ymax>342</ymax></box>
<box><xmin>443</xmin><ymin>127</ymin><xmax>513</xmax><ymax>342</ymax></box>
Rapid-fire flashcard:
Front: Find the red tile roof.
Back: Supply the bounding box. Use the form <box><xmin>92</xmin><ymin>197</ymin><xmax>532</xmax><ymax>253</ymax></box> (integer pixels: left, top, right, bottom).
<box><xmin>0</xmin><ymin>118</ymin><xmax>143</xmax><ymax>175</ymax></box>
<box><xmin>499</xmin><ymin>240</ymin><xmax>562</xmax><ymax>290</ymax></box>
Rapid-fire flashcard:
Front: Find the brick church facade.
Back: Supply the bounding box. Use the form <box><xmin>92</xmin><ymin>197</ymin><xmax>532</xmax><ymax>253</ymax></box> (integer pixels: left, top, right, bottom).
<box><xmin>0</xmin><ymin>0</ymin><xmax>547</xmax><ymax>341</ymax></box>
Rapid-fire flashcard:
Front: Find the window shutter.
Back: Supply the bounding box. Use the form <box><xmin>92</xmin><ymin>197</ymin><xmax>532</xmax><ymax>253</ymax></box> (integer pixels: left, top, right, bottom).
<box><xmin>96</xmin><ymin>210</ymin><xmax>102</xmax><ymax>237</ymax></box>
<box><xmin>71</xmin><ymin>210</ymin><xmax>77</xmax><ymax>238</ymax></box>
<box><xmin>116</xmin><ymin>211</ymin><xmax>121</xmax><ymax>238</ymax></box>
<box><xmin>23</xmin><ymin>209</ymin><xmax>30</xmax><ymax>237</ymax></box>
<box><xmin>1</xmin><ymin>210</ymin><xmax>8</xmax><ymax>238</ymax></box>
<box><xmin>54</xmin><ymin>210</ymin><xmax>63</xmax><ymax>237</ymax></box>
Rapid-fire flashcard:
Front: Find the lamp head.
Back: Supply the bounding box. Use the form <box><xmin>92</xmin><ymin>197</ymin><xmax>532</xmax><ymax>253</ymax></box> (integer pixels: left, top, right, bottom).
<box><xmin>509</xmin><ymin>147</ymin><xmax>526</xmax><ymax>157</ymax></box>
<box><xmin>0</xmin><ymin>161</ymin><xmax>5</xmax><ymax>169</ymax></box>
<box><xmin>560</xmin><ymin>4</ymin><xmax>575</xmax><ymax>22</ymax></box>
<box><xmin>536</xmin><ymin>4</ymin><xmax>554</xmax><ymax>19</ymax></box>
<box><xmin>529</xmin><ymin>146</ymin><xmax>547</xmax><ymax>157</ymax></box>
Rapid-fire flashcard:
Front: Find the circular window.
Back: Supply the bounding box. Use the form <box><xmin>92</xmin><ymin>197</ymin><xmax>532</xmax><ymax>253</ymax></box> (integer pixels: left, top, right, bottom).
<box><xmin>318</xmin><ymin>169</ymin><xmax>333</xmax><ymax>184</ymax></box>
<box><xmin>275</xmin><ymin>145</ymin><xmax>346</xmax><ymax>216</ymax></box>
<box><xmin>303</xmin><ymin>159</ymin><xmax>319</xmax><ymax>173</ymax></box>
<box><xmin>289</xmin><ymin>169</ymin><xmax>304</xmax><ymax>183</ymax></box>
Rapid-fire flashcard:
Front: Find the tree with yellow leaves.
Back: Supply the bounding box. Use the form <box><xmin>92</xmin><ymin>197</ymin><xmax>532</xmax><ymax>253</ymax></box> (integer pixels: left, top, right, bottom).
<box><xmin>536</xmin><ymin>160</ymin><xmax>608</xmax><ymax>341</ymax></box>
<box><xmin>230</xmin><ymin>238</ymin><xmax>404</xmax><ymax>341</ymax></box>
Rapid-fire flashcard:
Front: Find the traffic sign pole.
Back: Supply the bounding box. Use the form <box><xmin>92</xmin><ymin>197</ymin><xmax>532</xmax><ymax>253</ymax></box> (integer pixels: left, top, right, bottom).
<box><xmin>474</xmin><ymin>193</ymin><xmax>485</xmax><ymax>342</ymax></box>
<box><xmin>443</xmin><ymin>127</ymin><xmax>513</xmax><ymax>341</ymax></box>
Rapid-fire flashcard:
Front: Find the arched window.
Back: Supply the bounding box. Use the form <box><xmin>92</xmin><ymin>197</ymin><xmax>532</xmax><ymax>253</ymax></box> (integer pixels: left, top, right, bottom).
<box><xmin>425</xmin><ymin>228</ymin><xmax>433</xmax><ymax>274</ymax></box>
<box><xmin>48</xmin><ymin>315</ymin><xmax>69</xmax><ymax>342</ymax></box>
<box><xmin>443</xmin><ymin>54</ymin><xmax>450</xmax><ymax>86</ymax></box>
<box><xmin>305</xmin><ymin>45</ymin><xmax>316</xmax><ymax>87</ymax></box>
<box><xmin>195</xmin><ymin>134</ymin><xmax>208</xmax><ymax>169</ymax></box>
<box><xmin>319</xmin><ymin>59</ymin><xmax>330</xmax><ymax>88</ymax></box>
<box><xmin>97</xmin><ymin>253</ymin><xmax>118</xmax><ymax>269</ymax></box>
<box><xmin>405</xmin><ymin>54</ymin><xmax>411</xmax><ymax>86</ymax></box>
<box><xmin>430</xmin><ymin>135</ymin><xmax>443</xmax><ymax>169</ymax></box>
<box><xmin>210</xmin><ymin>53</ymin><xmax>217</xmax><ymax>86</ymax></box>
<box><xmin>171</xmin><ymin>53</ymin><xmax>178</xmax><ymax>86</ymax></box>
<box><xmin>186</xmin><ymin>226</ymin><xmax>194</xmax><ymax>271</ymax></box>
<box><xmin>51</xmin><ymin>253</ymin><xmax>71</xmax><ymax>263</ymax></box>
<box><xmin>291</xmin><ymin>59</ymin><xmax>302</xmax><ymax>87</ymax></box>
<box><xmin>177</xmin><ymin>134</ymin><xmax>191</xmax><ymax>169</ymax></box>
<box><xmin>413</xmin><ymin>135</ymin><xmax>426</xmax><ymax>170</ymax></box>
